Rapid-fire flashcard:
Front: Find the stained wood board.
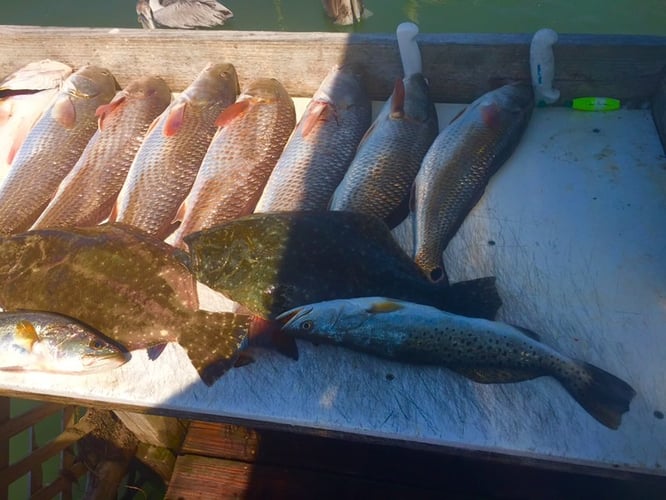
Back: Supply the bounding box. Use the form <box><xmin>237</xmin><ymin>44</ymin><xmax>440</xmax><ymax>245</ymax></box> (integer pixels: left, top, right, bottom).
<box><xmin>0</xmin><ymin>93</ymin><xmax>664</xmax><ymax>477</ymax></box>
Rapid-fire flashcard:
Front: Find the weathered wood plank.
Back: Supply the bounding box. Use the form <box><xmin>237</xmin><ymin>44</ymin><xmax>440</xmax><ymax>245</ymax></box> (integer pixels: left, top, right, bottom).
<box><xmin>0</xmin><ymin>26</ymin><xmax>664</xmax><ymax>103</ymax></box>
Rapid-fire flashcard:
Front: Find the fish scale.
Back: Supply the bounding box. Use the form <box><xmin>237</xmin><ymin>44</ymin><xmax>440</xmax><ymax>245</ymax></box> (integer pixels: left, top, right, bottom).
<box><xmin>113</xmin><ymin>62</ymin><xmax>238</xmax><ymax>239</ymax></box>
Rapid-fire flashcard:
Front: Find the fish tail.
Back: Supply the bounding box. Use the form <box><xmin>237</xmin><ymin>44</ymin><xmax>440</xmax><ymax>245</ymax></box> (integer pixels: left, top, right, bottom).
<box><xmin>561</xmin><ymin>361</ymin><xmax>636</xmax><ymax>430</ymax></box>
<box><xmin>438</xmin><ymin>276</ymin><xmax>502</xmax><ymax>320</ymax></box>
<box><xmin>182</xmin><ymin>311</ymin><xmax>251</xmax><ymax>386</ymax></box>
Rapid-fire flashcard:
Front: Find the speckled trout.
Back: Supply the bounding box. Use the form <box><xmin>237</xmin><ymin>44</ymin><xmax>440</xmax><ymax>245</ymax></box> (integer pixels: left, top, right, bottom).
<box><xmin>112</xmin><ymin>63</ymin><xmax>239</xmax><ymax>239</ymax></box>
<box><xmin>0</xmin><ymin>223</ymin><xmax>251</xmax><ymax>385</ymax></box>
<box><xmin>254</xmin><ymin>65</ymin><xmax>371</xmax><ymax>212</ymax></box>
<box><xmin>33</xmin><ymin>76</ymin><xmax>172</xmax><ymax>229</ymax></box>
<box><xmin>0</xmin><ymin>66</ymin><xmax>118</xmax><ymax>235</ymax></box>
<box><xmin>278</xmin><ymin>297</ymin><xmax>636</xmax><ymax>430</ymax></box>
<box><xmin>171</xmin><ymin>77</ymin><xmax>296</xmax><ymax>249</ymax></box>
<box><xmin>412</xmin><ymin>83</ymin><xmax>534</xmax><ymax>283</ymax></box>
<box><xmin>0</xmin><ymin>310</ymin><xmax>129</xmax><ymax>373</ymax></box>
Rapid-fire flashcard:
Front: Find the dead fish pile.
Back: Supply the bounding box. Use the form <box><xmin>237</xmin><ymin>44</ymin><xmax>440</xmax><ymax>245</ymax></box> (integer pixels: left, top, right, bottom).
<box><xmin>0</xmin><ymin>223</ymin><xmax>250</xmax><ymax>385</ymax></box>
<box><xmin>0</xmin><ymin>310</ymin><xmax>129</xmax><ymax>374</ymax></box>
<box><xmin>278</xmin><ymin>297</ymin><xmax>636</xmax><ymax>430</ymax></box>
<box><xmin>0</xmin><ymin>65</ymin><xmax>118</xmax><ymax>235</ymax></box>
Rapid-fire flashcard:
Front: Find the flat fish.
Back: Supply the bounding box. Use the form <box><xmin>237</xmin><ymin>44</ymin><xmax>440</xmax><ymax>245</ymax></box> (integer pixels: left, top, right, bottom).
<box><xmin>112</xmin><ymin>62</ymin><xmax>239</xmax><ymax>239</ymax></box>
<box><xmin>254</xmin><ymin>65</ymin><xmax>371</xmax><ymax>212</ymax></box>
<box><xmin>0</xmin><ymin>310</ymin><xmax>129</xmax><ymax>373</ymax></box>
<box><xmin>330</xmin><ymin>73</ymin><xmax>439</xmax><ymax>228</ymax></box>
<box><xmin>171</xmin><ymin>77</ymin><xmax>296</xmax><ymax>249</ymax></box>
<box><xmin>411</xmin><ymin>83</ymin><xmax>534</xmax><ymax>283</ymax></box>
<box><xmin>0</xmin><ymin>223</ymin><xmax>251</xmax><ymax>385</ymax></box>
<box><xmin>278</xmin><ymin>297</ymin><xmax>636</xmax><ymax>430</ymax></box>
<box><xmin>184</xmin><ymin>211</ymin><xmax>502</xmax><ymax>321</ymax></box>
<box><xmin>33</xmin><ymin>76</ymin><xmax>172</xmax><ymax>229</ymax></box>
<box><xmin>0</xmin><ymin>65</ymin><xmax>118</xmax><ymax>235</ymax></box>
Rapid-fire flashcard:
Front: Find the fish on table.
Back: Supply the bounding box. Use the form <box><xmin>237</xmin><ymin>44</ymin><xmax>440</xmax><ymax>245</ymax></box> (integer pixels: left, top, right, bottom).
<box><xmin>112</xmin><ymin>62</ymin><xmax>239</xmax><ymax>240</ymax></box>
<box><xmin>321</xmin><ymin>0</ymin><xmax>372</xmax><ymax>25</ymax></box>
<box><xmin>0</xmin><ymin>59</ymin><xmax>73</xmax><ymax>182</ymax></box>
<box><xmin>411</xmin><ymin>83</ymin><xmax>534</xmax><ymax>283</ymax></box>
<box><xmin>330</xmin><ymin>73</ymin><xmax>439</xmax><ymax>228</ymax></box>
<box><xmin>0</xmin><ymin>65</ymin><xmax>118</xmax><ymax>235</ymax></box>
<box><xmin>254</xmin><ymin>65</ymin><xmax>371</xmax><ymax>212</ymax></box>
<box><xmin>32</xmin><ymin>76</ymin><xmax>172</xmax><ymax>230</ymax></box>
<box><xmin>171</xmin><ymin>77</ymin><xmax>296</xmax><ymax>249</ymax></box>
<box><xmin>277</xmin><ymin>297</ymin><xmax>636</xmax><ymax>430</ymax></box>
<box><xmin>0</xmin><ymin>310</ymin><xmax>129</xmax><ymax>374</ymax></box>
<box><xmin>184</xmin><ymin>211</ymin><xmax>502</xmax><ymax>322</ymax></box>
<box><xmin>0</xmin><ymin>223</ymin><xmax>251</xmax><ymax>385</ymax></box>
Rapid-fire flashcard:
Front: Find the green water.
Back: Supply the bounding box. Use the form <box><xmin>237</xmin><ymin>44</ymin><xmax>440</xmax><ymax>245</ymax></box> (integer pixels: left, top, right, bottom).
<box><xmin>2</xmin><ymin>0</ymin><xmax>665</xmax><ymax>35</ymax></box>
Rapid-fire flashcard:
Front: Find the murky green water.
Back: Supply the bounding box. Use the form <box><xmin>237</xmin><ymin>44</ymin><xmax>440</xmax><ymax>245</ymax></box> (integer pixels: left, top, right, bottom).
<box><xmin>3</xmin><ymin>0</ymin><xmax>666</xmax><ymax>35</ymax></box>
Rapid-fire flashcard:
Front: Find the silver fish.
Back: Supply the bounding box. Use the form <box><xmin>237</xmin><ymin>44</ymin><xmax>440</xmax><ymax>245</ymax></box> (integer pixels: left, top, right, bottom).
<box><xmin>254</xmin><ymin>65</ymin><xmax>371</xmax><ymax>212</ymax></box>
<box><xmin>0</xmin><ymin>310</ymin><xmax>129</xmax><ymax>373</ymax></box>
<box><xmin>411</xmin><ymin>83</ymin><xmax>534</xmax><ymax>283</ymax></box>
<box><xmin>278</xmin><ymin>297</ymin><xmax>636</xmax><ymax>430</ymax></box>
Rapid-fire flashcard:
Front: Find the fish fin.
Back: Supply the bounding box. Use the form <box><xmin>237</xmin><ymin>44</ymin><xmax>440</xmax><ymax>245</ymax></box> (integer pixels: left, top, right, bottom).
<box><xmin>215</xmin><ymin>100</ymin><xmax>250</xmax><ymax>128</ymax></box>
<box><xmin>560</xmin><ymin>362</ymin><xmax>636</xmax><ymax>430</ymax></box>
<box><xmin>95</xmin><ymin>94</ymin><xmax>126</xmax><ymax>131</ymax></box>
<box><xmin>448</xmin><ymin>106</ymin><xmax>467</xmax><ymax>125</ymax></box>
<box><xmin>107</xmin><ymin>201</ymin><xmax>119</xmax><ymax>223</ymax></box>
<box><xmin>145</xmin><ymin>114</ymin><xmax>161</xmax><ymax>136</ymax></box>
<box><xmin>146</xmin><ymin>342</ymin><xmax>168</xmax><ymax>360</ymax></box>
<box><xmin>300</xmin><ymin>101</ymin><xmax>330</xmax><ymax>137</ymax></box>
<box><xmin>480</xmin><ymin>102</ymin><xmax>502</xmax><ymax>129</ymax></box>
<box><xmin>15</xmin><ymin>320</ymin><xmax>39</xmax><ymax>351</ymax></box>
<box><xmin>51</xmin><ymin>94</ymin><xmax>76</xmax><ymax>128</ymax></box>
<box><xmin>367</xmin><ymin>300</ymin><xmax>404</xmax><ymax>314</ymax></box>
<box><xmin>450</xmin><ymin>366</ymin><xmax>541</xmax><ymax>384</ymax></box>
<box><xmin>390</xmin><ymin>78</ymin><xmax>405</xmax><ymax>119</ymax></box>
<box><xmin>439</xmin><ymin>276</ymin><xmax>502</xmax><ymax>320</ymax></box>
<box><xmin>233</xmin><ymin>352</ymin><xmax>255</xmax><ymax>368</ymax></box>
<box><xmin>182</xmin><ymin>312</ymin><xmax>251</xmax><ymax>386</ymax></box>
<box><xmin>174</xmin><ymin>199</ymin><xmax>188</xmax><ymax>224</ymax></box>
<box><xmin>511</xmin><ymin>324</ymin><xmax>541</xmax><ymax>341</ymax></box>
<box><xmin>163</xmin><ymin>101</ymin><xmax>187</xmax><ymax>137</ymax></box>
<box><xmin>248</xmin><ymin>316</ymin><xmax>299</xmax><ymax>360</ymax></box>
<box><xmin>0</xmin><ymin>366</ymin><xmax>25</xmax><ymax>372</ymax></box>
<box><xmin>6</xmin><ymin>132</ymin><xmax>24</xmax><ymax>166</ymax></box>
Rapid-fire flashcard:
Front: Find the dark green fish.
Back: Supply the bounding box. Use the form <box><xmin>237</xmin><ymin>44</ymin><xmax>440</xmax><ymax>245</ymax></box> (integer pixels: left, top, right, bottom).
<box><xmin>278</xmin><ymin>297</ymin><xmax>636</xmax><ymax>430</ymax></box>
<box><xmin>0</xmin><ymin>223</ymin><xmax>250</xmax><ymax>385</ymax></box>
<box><xmin>184</xmin><ymin>211</ymin><xmax>501</xmax><ymax>321</ymax></box>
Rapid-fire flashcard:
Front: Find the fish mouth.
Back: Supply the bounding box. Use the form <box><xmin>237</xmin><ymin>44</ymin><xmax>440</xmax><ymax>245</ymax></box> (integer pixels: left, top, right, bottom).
<box><xmin>276</xmin><ymin>306</ymin><xmax>312</xmax><ymax>329</ymax></box>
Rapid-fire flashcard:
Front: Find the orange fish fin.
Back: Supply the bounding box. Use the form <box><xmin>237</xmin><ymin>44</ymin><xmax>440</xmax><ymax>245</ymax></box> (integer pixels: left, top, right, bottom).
<box><xmin>15</xmin><ymin>320</ymin><xmax>40</xmax><ymax>351</ymax></box>
<box><xmin>107</xmin><ymin>201</ymin><xmax>119</xmax><ymax>223</ymax></box>
<box><xmin>215</xmin><ymin>100</ymin><xmax>250</xmax><ymax>128</ymax></box>
<box><xmin>95</xmin><ymin>94</ymin><xmax>126</xmax><ymax>131</ymax></box>
<box><xmin>174</xmin><ymin>199</ymin><xmax>188</xmax><ymax>223</ymax></box>
<box><xmin>480</xmin><ymin>102</ymin><xmax>502</xmax><ymax>129</ymax></box>
<box><xmin>163</xmin><ymin>101</ymin><xmax>187</xmax><ymax>137</ymax></box>
<box><xmin>51</xmin><ymin>94</ymin><xmax>77</xmax><ymax>128</ymax></box>
<box><xmin>301</xmin><ymin>100</ymin><xmax>330</xmax><ymax>137</ymax></box>
<box><xmin>367</xmin><ymin>300</ymin><xmax>404</xmax><ymax>314</ymax></box>
<box><xmin>390</xmin><ymin>78</ymin><xmax>405</xmax><ymax>118</ymax></box>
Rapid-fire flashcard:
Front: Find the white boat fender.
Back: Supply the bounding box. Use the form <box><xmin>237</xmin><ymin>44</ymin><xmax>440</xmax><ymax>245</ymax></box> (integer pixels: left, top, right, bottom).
<box><xmin>396</xmin><ymin>22</ymin><xmax>422</xmax><ymax>78</ymax></box>
<box><xmin>530</xmin><ymin>28</ymin><xmax>560</xmax><ymax>106</ymax></box>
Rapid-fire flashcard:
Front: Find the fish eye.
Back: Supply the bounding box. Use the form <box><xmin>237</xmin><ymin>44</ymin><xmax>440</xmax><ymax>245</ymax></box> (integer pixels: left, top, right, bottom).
<box><xmin>88</xmin><ymin>339</ymin><xmax>105</xmax><ymax>350</ymax></box>
<box><xmin>300</xmin><ymin>320</ymin><xmax>313</xmax><ymax>330</ymax></box>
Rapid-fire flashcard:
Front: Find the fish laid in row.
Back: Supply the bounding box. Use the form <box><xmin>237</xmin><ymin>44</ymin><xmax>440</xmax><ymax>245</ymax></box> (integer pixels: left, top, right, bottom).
<box><xmin>0</xmin><ymin>65</ymin><xmax>118</xmax><ymax>235</ymax></box>
<box><xmin>412</xmin><ymin>83</ymin><xmax>534</xmax><ymax>283</ymax></box>
<box><xmin>112</xmin><ymin>62</ymin><xmax>239</xmax><ymax>239</ymax></box>
<box><xmin>171</xmin><ymin>77</ymin><xmax>296</xmax><ymax>248</ymax></box>
<box><xmin>278</xmin><ymin>297</ymin><xmax>636</xmax><ymax>430</ymax></box>
<box><xmin>0</xmin><ymin>60</ymin><xmax>73</xmax><ymax>181</ymax></box>
<box><xmin>0</xmin><ymin>223</ymin><xmax>250</xmax><ymax>385</ymax></box>
<box><xmin>0</xmin><ymin>310</ymin><xmax>129</xmax><ymax>374</ymax></box>
<box><xmin>185</xmin><ymin>211</ymin><xmax>502</xmax><ymax>322</ymax></box>
<box><xmin>33</xmin><ymin>76</ymin><xmax>172</xmax><ymax>230</ymax></box>
<box><xmin>254</xmin><ymin>65</ymin><xmax>371</xmax><ymax>212</ymax></box>
<box><xmin>330</xmin><ymin>73</ymin><xmax>439</xmax><ymax>228</ymax></box>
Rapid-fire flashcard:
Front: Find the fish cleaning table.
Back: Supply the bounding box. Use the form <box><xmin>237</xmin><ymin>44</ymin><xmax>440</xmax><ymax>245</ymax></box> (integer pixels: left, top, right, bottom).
<box><xmin>1</xmin><ymin>98</ymin><xmax>664</xmax><ymax>480</ymax></box>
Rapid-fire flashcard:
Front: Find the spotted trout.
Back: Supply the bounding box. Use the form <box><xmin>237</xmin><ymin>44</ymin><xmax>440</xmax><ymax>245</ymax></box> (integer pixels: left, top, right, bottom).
<box><xmin>171</xmin><ymin>77</ymin><xmax>296</xmax><ymax>249</ymax></box>
<box><xmin>112</xmin><ymin>63</ymin><xmax>239</xmax><ymax>239</ymax></box>
<box><xmin>0</xmin><ymin>310</ymin><xmax>129</xmax><ymax>373</ymax></box>
<box><xmin>0</xmin><ymin>65</ymin><xmax>118</xmax><ymax>235</ymax></box>
<box><xmin>278</xmin><ymin>297</ymin><xmax>636</xmax><ymax>430</ymax></box>
<box><xmin>254</xmin><ymin>65</ymin><xmax>371</xmax><ymax>212</ymax></box>
<box><xmin>329</xmin><ymin>73</ymin><xmax>438</xmax><ymax>228</ymax></box>
<box><xmin>184</xmin><ymin>211</ymin><xmax>502</xmax><ymax>321</ymax></box>
<box><xmin>0</xmin><ymin>60</ymin><xmax>73</xmax><ymax>181</ymax></box>
<box><xmin>0</xmin><ymin>223</ymin><xmax>251</xmax><ymax>385</ymax></box>
<box><xmin>411</xmin><ymin>83</ymin><xmax>534</xmax><ymax>283</ymax></box>
<box><xmin>32</xmin><ymin>76</ymin><xmax>172</xmax><ymax>229</ymax></box>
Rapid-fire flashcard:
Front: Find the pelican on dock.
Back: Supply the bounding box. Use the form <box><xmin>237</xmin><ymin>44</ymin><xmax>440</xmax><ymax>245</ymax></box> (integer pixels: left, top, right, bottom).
<box><xmin>136</xmin><ymin>0</ymin><xmax>233</xmax><ymax>29</ymax></box>
<box><xmin>321</xmin><ymin>0</ymin><xmax>372</xmax><ymax>25</ymax></box>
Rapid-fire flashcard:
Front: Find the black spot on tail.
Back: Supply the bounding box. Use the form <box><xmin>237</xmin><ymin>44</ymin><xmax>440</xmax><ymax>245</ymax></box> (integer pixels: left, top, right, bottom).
<box><xmin>438</xmin><ymin>276</ymin><xmax>502</xmax><ymax>320</ymax></box>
